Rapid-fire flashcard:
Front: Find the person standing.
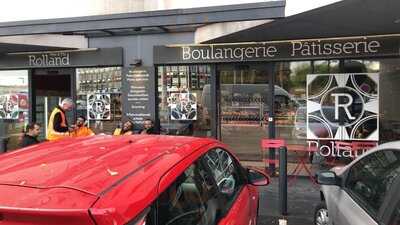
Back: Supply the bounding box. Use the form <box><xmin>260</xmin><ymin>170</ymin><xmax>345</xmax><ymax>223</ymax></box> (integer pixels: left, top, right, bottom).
<box><xmin>139</xmin><ymin>119</ymin><xmax>158</xmax><ymax>135</ymax></box>
<box><xmin>47</xmin><ymin>98</ymin><xmax>74</xmax><ymax>141</ymax></box>
<box><xmin>20</xmin><ymin>123</ymin><xmax>41</xmax><ymax>148</ymax></box>
<box><xmin>71</xmin><ymin>116</ymin><xmax>95</xmax><ymax>137</ymax></box>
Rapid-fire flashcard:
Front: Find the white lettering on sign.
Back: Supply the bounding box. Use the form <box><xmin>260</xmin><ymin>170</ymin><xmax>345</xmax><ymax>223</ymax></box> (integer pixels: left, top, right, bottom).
<box><xmin>182</xmin><ymin>40</ymin><xmax>382</xmax><ymax>61</ymax></box>
<box><xmin>182</xmin><ymin>45</ymin><xmax>277</xmax><ymax>61</ymax></box>
<box><xmin>332</xmin><ymin>93</ymin><xmax>355</xmax><ymax>120</ymax></box>
<box><xmin>291</xmin><ymin>40</ymin><xmax>381</xmax><ymax>57</ymax></box>
<box><xmin>28</xmin><ymin>53</ymin><xmax>70</xmax><ymax>67</ymax></box>
<box><xmin>307</xmin><ymin>140</ymin><xmax>377</xmax><ymax>158</ymax></box>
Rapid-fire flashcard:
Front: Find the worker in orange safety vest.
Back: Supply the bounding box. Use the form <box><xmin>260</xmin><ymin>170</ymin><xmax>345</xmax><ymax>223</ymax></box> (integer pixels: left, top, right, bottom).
<box><xmin>70</xmin><ymin>116</ymin><xmax>95</xmax><ymax>137</ymax></box>
<box><xmin>47</xmin><ymin>98</ymin><xmax>74</xmax><ymax>141</ymax></box>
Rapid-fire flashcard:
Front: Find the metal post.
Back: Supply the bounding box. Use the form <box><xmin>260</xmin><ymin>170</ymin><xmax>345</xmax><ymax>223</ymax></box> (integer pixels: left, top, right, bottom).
<box><xmin>44</xmin><ymin>97</ymin><xmax>48</xmax><ymax>140</ymax></box>
<box><xmin>268</xmin><ymin>63</ymin><xmax>276</xmax><ymax>175</ymax></box>
<box><xmin>28</xmin><ymin>69</ymin><xmax>35</xmax><ymax>124</ymax></box>
<box><xmin>210</xmin><ymin>64</ymin><xmax>219</xmax><ymax>139</ymax></box>
<box><xmin>87</xmin><ymin>97</ymin><xmax>90</xmax><ymax>128</ymax></box>
<box><xmin>279</xmin><ymin>145</ymin><xmax>288</xmax><ymax>215</ymax></box>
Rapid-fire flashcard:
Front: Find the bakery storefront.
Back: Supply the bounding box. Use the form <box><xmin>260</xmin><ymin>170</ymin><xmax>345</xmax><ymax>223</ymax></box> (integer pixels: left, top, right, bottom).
<box><xmin>154</xmin><ymin>35</ymin><xmax>400</xmax><ymax>165</ymax></box>
<box><xmin>0</xmin><ymin>48</ymin><xmax>124</xmax><ymax>151</ymax></box>
<box><xmin>0</xmin><ymin>1</ymin><xmax>285</xmax><ymax>152</ymax></box>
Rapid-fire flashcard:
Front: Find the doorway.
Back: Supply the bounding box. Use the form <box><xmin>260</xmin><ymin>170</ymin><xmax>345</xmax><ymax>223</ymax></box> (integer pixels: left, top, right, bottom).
<box><xmin>217</xmin><ymin>64</ymin><xmax>273</xmax><ymax>161</ymax></box>
<box><xmin>32</xmin><ymin>69</ymin><xmax>75</xmax><ymax>140</ymax></box>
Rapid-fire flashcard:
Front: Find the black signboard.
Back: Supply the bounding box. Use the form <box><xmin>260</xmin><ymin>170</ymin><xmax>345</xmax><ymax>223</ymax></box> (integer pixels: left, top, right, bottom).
<box><xmin>154</xmin><ymin>35</ymin><xmax>400</xmax><ymax>64</ymax></box>
<box><xmin>122</xmin><ymin>66</ymin><xmax>155</xmax><ymax>125</ymax></box>
<box><xmin>0</xmin><ymin>47</ymin><xmax>123</xmax><ymax>69</ymax></box>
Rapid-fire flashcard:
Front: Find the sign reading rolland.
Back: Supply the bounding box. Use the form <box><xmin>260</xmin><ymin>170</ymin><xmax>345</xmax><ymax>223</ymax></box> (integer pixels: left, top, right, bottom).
<box><xmin>154</xmin><ymin>35</ymin><xmax>400</xmax><ymax>64</ymax></box>
<box><xmin>0</xmin><ymin>48</ymin><xmax>123</xmax><ymax>69</ymax></box>
<box><xmin>28</xmin><ymin>53</ymin><xmax>70</xmax><ymax>67</ymax></box>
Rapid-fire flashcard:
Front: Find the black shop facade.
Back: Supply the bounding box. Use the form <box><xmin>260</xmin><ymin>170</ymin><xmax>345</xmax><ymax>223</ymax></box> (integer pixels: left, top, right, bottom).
<box><xmin>0</xmin><ymin>48</ymin><xmax>131</xmax><ymax>151</ymax></box>
<box><xmin>153</xmin><ymin>35</ymin><xmax>400</xmax><ymax>163</ymax></box>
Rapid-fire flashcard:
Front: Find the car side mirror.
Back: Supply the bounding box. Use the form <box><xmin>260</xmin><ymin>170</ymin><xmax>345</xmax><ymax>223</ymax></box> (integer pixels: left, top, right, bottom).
<box><xmin>316</xmin><ymin>171</ymin><xmax>340</xmax><ymax>186</ymax></box>
<box><xmin>247</xmin><ymin>168</ymin><xmax>270</xmax><ymax>186</ymax></box>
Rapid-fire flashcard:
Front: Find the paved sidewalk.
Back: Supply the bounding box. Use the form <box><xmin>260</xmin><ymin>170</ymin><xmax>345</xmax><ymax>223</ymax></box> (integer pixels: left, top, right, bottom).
<box><xmin>257</xmin><ymin>177</ymin><xmax>320</xmax><ymax>225</ymax></box>
<box><xmin>241</xmin><ymin>160</ymin><xmax>320</xmax><ymax>177</ymax></box>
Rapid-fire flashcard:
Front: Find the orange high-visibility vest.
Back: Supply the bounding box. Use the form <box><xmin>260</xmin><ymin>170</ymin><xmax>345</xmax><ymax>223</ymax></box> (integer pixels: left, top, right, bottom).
<box><xmin>71</xmin><ymin>126</ymin><xmax>94</xmax><ymax>137</ymax></box>
<box><xmin>47</xmin><ymin>107</ymin><xmax>69</xmax><ymax>141</ymax></box>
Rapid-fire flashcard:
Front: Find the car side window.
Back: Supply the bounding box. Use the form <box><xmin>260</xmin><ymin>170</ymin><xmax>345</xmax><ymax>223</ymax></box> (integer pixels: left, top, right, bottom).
<box><xmin>157</xmin><ymin>161</ymin><xmax>220</xmax><ymax>225</ymax></box>
<box><xmin>345</xmin><ymin>150</ymin><xmax>400</xmax><ymax>216</ymax></box>
<box><xmin>201</xmin><ymin>148</ymin><xmax>245</xmax><ymax>209</ymax></box>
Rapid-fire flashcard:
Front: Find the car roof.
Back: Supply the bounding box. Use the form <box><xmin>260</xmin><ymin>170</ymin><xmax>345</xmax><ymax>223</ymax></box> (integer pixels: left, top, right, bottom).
<box><xmin>0</xmin><ymin>135</ymin><xmax>217</xmax><ymax>196</ymax></box>
<box><xmin>338</xmin><ymin>141</ymin><xmax>400</xmax><ymax>173</ymax></box>
<box><xmin>373</xmin><ymin>141</ymin><xmax>400</xmax><ymax>151</ymax></box>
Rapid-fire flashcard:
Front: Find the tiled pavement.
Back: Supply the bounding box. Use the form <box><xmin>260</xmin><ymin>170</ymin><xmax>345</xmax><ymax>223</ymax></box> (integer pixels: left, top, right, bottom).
<box><xmin>257</xmin><ymin>176</ymin><xmax>320</xmax><ymax>225</ymax></box>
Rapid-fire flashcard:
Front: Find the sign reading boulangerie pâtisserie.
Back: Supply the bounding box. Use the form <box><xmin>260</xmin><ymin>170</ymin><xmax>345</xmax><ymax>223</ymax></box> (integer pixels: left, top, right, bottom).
<box><xmin>154</xmin><ymin>36</ymin><xmax>400</xmax><ymax>64</ymax></box>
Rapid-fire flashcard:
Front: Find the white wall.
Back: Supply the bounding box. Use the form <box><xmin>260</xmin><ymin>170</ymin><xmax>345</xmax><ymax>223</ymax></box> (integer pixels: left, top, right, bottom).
<box><xmin>0</xmin><ymin>0</ymin><xmax>273</xmax><ymax>22</ymax></box>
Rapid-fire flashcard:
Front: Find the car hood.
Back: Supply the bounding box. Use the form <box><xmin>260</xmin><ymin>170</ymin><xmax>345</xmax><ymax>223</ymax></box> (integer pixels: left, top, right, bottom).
<box><xmin>0</xmin><ymin>184</ymin><xmax>98</xmax><ymax>210</ymax></box>
<box><xmin>0</xmin><ymin>135</ymin><xmax>171</xmax><ymax>196</ymax></box>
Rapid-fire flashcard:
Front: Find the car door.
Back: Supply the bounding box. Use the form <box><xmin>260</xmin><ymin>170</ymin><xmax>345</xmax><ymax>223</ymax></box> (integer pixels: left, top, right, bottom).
<box><xmin>201</xmin><ymin>148</ymin><xmax>256</xmax><ymax>225</ymax></box>
<box><xmin>387</xmin><ymin>201</ymin><xmax>400</xmax><ymax>225</ymax></box>
<box><xmin>156</xmin><ymin>158</ymin><xmax>221</xmax><ymax>225</ymax></box>
<box><xmin>380</xmin><ymin>174</ymin><xmax>400</xmax><ymax>225</ymax></box>
<box><xmin>335</xmin><ymin>149</ymin><xmax>400</xmax><ymax>225</ymax></box>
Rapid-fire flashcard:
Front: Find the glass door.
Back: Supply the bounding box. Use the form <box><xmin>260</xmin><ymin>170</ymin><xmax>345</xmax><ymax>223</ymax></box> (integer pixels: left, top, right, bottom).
<box><xmin>32</xmin><ymin>71</ymin><xmax>73</xmax><ymax>141</ymax></box>
<box><xmin>218</xmin><ymin>64</ymin><xmax>271</xmax><ymax>161</ymax></box>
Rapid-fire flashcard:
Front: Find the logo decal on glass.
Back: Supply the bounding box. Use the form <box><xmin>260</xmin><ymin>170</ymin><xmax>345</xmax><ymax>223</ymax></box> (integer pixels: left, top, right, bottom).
<box><xmin>306</xmin><ymin>73</ymin><xmax>379</xmax><ymax>140</ymax></box>
<box><xmin>169</xmin><ymin>93</ymin><xmax>197</xmax><ymax>120</ymax></box>
<box><xmin>87</xmin><ymin>94</ymin><xmax>111</xmax><ymax>120</ymax></box>
<box><xmin>0</xmin><ymin>94</ymin><xmax>19</xmax><ymax>120</ymax></box>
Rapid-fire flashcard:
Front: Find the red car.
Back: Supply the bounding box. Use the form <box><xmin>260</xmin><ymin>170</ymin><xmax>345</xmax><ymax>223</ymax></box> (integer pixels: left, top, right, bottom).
<box><xmin>0</xmin><ymin>135</ymin><xmax>269</xmax><ymax>225</ymax></box>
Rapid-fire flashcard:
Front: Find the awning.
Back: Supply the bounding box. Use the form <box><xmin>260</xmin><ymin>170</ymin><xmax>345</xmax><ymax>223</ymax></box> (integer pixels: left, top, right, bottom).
<box><xmin>0</xmin><ymin>34</ymin><xmax>87</xmax><ymax>54</ymax></box>
<box><xmin>206</xmin><ymin>0</ymin><xmax>400</xmax><ymax>43</ymax></box>
<box><xmin>0</xmin><ymin>2</ymin><xmax>285</xmax><ymax>38</ymax></box>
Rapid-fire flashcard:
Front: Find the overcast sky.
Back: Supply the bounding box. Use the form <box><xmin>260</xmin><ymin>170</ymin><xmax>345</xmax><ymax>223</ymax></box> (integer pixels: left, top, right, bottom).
<box><xmin>0</xmin><ymin>0</ymin><xmax>341</xmax><ymax>22</ymax></box>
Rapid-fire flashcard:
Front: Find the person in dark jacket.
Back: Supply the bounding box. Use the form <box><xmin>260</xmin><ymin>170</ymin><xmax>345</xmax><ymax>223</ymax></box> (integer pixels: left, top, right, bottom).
<box><xmin>139</xmin><ymin>119</ymin><xmax>159</xmax><ymax>135</ymax></box>
<box><xmin>20</xmin><ymin>123</ymin><xmax>41</xmax><ymax>148</ymax></box>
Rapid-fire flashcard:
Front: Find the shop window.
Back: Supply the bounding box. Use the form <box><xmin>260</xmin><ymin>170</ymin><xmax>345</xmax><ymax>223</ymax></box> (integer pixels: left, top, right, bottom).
<box><xmin>329</xmin><ymin>60</ymin><xmax>340</xmax><ymax>73</ymax></box>
<box><xmin>313</xmin><ymin>61</ymin><xmax>330</xmax><ymax>74</ymax></box>
<box><xmin>158</xmin><ymin>65</ymin><xmax>211</xmax><ymax>137</ymax></box>
<box><xmin>218</xmin><ymin>64</ymin><xmax>271</xmax><ymax>160</ymax></box>
<box><xmin>76</xmin><ymin>67</ymin><xmax>122</xmax><ymax>134</ymax></box>
<box><xmin>379</xmin><ymin>58</ymin><xmax>400</xmax><ymax>143</ymax></box>
<box><xmin>274</xmin><ymin>62</ymin><xmax>311</xmax><ymax>163</ymax></box>
<box><xmin>0</xmin><ymin>70</ymin><xmax>29</xmax><ymax>152</ymax></box>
